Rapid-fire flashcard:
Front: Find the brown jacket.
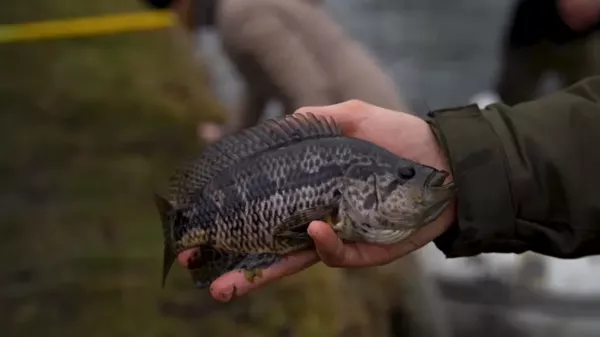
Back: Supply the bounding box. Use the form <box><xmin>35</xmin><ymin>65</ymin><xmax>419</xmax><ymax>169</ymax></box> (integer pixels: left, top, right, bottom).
<box><xmin>216</xmin><ymin>0</ymin><xmax>407</xmax><ymax>132</ymax></box>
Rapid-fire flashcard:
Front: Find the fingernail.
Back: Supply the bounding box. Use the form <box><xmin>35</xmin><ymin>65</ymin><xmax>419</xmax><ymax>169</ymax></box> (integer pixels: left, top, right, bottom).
<box><xmin>187</xmin><ymin>251</ymin><xmax>199</xmax><ymax>267</ymax></box>
<box><xmin>220</xmin><ymin>292</ymin><xmax>230</xmax><ymax>302</ymax></box>
<box><xmin>219</xmin><ymin>285</ymin><xmax>236</xmax><ymax>302</ymax></box>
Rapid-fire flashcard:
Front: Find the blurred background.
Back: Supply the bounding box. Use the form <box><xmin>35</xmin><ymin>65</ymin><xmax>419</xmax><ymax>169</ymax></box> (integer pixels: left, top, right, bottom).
<box><xmin>2</xmin><ymin>0</ymin><xmax>600</xmax><ymax>336</ymax></box>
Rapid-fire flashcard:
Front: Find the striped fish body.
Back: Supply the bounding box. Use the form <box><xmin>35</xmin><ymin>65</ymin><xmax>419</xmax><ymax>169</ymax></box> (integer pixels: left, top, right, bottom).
<box><xmin>173</xmin><ymin>136</ymin><xmax>399</xmax><ymax>255</ymax></box>
<box><xmin>155</xmin><ymin>112</ymin><xmax>455</xmax><ymax>288</ymax></box>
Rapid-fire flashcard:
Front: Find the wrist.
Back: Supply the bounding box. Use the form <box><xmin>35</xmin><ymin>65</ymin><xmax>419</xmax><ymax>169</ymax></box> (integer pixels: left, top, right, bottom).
<box><xmin>424</xmin><ymin>116</ymin><xmax>454</xmax><ymax>182</ymax></box>
<box><xmin>424</xmin><ymin>104</ymin><xmax>518</xmax><ymax>258</ymax></box>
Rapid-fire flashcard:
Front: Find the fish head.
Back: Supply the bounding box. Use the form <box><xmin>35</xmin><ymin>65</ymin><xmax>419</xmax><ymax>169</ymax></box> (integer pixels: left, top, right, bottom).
<box><xmin>376</xmin><ymin>161</ymin><xmax>455</xmax><ymax>228</ymax></box>
<box><xmin>340</xmin><ymin>160</ymin><xmax>455</xmax><ymax>234</ymax></box>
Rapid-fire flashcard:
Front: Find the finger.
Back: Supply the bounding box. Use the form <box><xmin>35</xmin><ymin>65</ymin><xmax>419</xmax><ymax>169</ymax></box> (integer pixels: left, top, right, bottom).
<box><xmin>209</xmin><ymin>250</ymin><xmax>320</xmax><ymax>302</ymax></box>
<box><xmin>384</xmin><ymin>207</ymin><xmax>456</xmax><ymax>259</ymax></box>
<box><xmin>293</xmin><ymin>100</ymin><xmax>370</xmax><ymax>129</ymax></box>
<box><xmin>307</xmin><ymin>221</ymin><xmax>349</xmax><ymax>267</ymax></box>
<box><xmin>177</xmin><ymin>248</ymin><xmax>199</xmax><ymax>267</ymax></box>
<box><xmin>293</xmin><ymin>101</ymin><xmax>351</xmax><ymax>117</ymax></box>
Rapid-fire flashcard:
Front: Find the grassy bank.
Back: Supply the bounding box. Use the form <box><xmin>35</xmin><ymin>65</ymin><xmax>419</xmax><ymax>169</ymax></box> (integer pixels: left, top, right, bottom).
<box><xmin>0</xmin><ymin>2</ymin><xmax>435</xmax><ymax>336</ymax></box>
<box><xmin>0</xmin><ymin>2</ymin><xmax>341</xmax><ymax>337</ymax></box>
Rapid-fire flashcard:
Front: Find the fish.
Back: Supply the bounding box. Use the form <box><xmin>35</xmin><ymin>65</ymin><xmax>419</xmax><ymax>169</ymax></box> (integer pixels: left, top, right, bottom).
<box><xmin>155</xmin><ymin>112</ymin><xmax>455</xmax><ymax>288</ymax></box>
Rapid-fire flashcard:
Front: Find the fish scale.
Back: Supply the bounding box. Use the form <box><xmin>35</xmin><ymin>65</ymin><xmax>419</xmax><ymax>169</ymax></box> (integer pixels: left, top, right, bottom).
<box><xmin>195</xmin><ymin>155</ymin><xmax>342</xmax><ymax>253</ymax></box>
<box><xmin>155</xmin><ymin>112</ymin><xmax>456</xmax><ymax>288</ymax></box>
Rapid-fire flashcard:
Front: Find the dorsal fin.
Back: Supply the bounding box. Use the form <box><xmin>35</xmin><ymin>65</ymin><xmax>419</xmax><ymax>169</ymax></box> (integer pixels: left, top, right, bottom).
<box><xmin>167</xmin><ymin>112</ymin><xmax>342</xmax><ymax>205</ymax></box>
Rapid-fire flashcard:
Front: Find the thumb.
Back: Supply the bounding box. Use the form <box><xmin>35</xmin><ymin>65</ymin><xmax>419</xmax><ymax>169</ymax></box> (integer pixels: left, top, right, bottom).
<box><xmin>308</xmin><ymin>221</ymin><xmax>348</xmax><ymax>267</ymax></box>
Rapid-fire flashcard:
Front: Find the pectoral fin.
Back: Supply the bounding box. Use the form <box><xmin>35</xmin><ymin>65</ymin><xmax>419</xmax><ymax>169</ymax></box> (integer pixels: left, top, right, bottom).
<box><xmin>274</xmin><ymin>204</ymin><xmax>338</xmax><ymax>240</ymax></box>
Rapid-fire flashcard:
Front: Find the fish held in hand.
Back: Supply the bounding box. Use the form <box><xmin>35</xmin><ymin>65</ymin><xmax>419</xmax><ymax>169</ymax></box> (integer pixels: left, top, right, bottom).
<box><xmin>155</xmin><ymin>113</ymin><xmax>455</xmax><ymax>288</ymax></box>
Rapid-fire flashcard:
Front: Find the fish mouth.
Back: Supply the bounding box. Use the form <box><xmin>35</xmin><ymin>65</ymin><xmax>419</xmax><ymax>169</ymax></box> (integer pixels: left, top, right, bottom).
<box><xmin>425</xmin><ymin>170</ymin><xmax>452</xmax><ymax>189</ymax></box>
<box><xmin>419</xmin><ymin>171</ymin><xmax>456</xmax><ymax>225</ymax></box>
<box><xmin>419</xmin><ymin>195</ymin><xmax>453</xmax><ymax>226</ymax></box>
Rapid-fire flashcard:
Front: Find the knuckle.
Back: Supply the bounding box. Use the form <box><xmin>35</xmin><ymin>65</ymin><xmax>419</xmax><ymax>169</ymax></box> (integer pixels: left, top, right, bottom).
<box><xmin>343</xmin><ymin>99</ymin><xmax>368</xmax><ymax>111</ymax></box>
<box><xmin>293</xmin><ymin>106</ymin><xmax>322</xmax><ymax>116</ymax></box>
<box><xmin>322</xmin><ymin>258</ymin><xmax>342</xmax><ymax>268</ymax></box>
<box><xmin>406</xmin><ymin>236</ymin><xmax>424</xmax><ymax>252</ymax></box>
<box><xmin>293</xmin><ymin>107</ymin><xmax>310</xmax><ymax>115</ymax></box>
<box><xmin>319</xmin><ymin>248</ymin><xmax>346</xmax><ymax>268</ymax></box>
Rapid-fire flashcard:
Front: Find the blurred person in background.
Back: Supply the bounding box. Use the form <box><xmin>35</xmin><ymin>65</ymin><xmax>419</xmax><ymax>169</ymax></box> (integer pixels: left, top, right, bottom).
<box><xmin>143</xmin><ymin>1</ymin><xmax>450</xmax><ymax>336</ymax></box>
<box><xmin>472</xmin><ymin>0</ymin><xmax>600</xmax><ymax>107</ymax></box>
<box><xmin>144</xmin><ymin>0</ymin><xmax>406</xmax><ymax>144</ymax></box>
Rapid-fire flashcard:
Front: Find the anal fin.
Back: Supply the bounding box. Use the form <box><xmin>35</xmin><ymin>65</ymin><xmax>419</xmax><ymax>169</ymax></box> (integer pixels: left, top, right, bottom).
<box><xmin>188</xmin><ymin>247</ymin><xmax>246</xmax><ymax>288</ymax></box>
<box><xmin>233</xmin><ymin>253</ymin><xmax>283</xmax><ymax>284</ymax></box>
<box><xmin>189</xmin><ymin>251</ymin><xmax>284</xmax><ymax>287</ymax></box>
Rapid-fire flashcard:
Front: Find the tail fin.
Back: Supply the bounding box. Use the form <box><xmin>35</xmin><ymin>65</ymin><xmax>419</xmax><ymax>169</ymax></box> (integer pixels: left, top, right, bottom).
<box><xmin>154</xmin><ymin>192</ymin><xmax>177</xmax><ymax>288</ymax></box>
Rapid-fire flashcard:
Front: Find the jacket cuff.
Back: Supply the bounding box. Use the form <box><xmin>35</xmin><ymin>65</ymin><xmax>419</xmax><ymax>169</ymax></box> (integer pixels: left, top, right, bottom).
<box><xmin>425</xmin><ymin>104</ymin><xmax>527</xmax><ymax>257</ymax></box>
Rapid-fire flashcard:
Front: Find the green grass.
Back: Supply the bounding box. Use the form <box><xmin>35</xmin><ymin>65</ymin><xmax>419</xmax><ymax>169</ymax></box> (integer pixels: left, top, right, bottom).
<box><xmin>0</xmin><ymin>2</ymin><xmax>341</xmax><ymax>337</ymax></box>
<box><xmin>0</xmin><ymin>2</ymin><xmax>431</xmax><ymax>336</ymax></box>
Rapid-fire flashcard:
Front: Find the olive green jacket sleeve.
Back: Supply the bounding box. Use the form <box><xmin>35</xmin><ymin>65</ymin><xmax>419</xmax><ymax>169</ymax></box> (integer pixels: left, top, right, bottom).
<box><xmin>426</xmin><ymin>75</ymin><xmax>600</xmax><ymax>259</ymax></box>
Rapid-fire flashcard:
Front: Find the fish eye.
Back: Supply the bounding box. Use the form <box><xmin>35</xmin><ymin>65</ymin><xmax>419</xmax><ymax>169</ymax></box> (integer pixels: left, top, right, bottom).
<box><xmin>398</xmin><ymin>166</ymin><xmax>416</xmax><ymax>179</ymax></box>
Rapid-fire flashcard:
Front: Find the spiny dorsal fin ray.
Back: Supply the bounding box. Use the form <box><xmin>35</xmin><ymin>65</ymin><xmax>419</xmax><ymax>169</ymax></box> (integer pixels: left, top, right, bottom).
<box><xmin>167</xmin><ymin>113</ymin><xmax>342</xmax><ymax>205</ymax></box>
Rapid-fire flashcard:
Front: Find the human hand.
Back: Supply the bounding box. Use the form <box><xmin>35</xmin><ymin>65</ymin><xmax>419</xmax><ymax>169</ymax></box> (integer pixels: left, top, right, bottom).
<box><xmin>558</xmin><ymin>0</ymin><xmax>600</xmax><ymax>31</ymax></box>
<box><xmin>179</xmin><ymin>100</ymin><xmax>457</xmax><ymax>302</ymax></box>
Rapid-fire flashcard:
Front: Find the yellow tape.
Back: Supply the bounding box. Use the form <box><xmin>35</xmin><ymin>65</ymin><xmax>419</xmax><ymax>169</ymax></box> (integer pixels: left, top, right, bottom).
<box><xmin>0</xmin><ymin>10</ymin><xmax>177</xmax><ymax>43</ymax></box>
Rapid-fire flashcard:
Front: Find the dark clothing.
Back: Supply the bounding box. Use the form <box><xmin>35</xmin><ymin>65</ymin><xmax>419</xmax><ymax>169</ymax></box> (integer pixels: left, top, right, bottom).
<box><xmin>506</xmin><ymin>0</ymin><xmax>600</xmax><ymax>48</ymax></box>
<box><xmin>427</xmin><ymin>75</ymin><xmax>600</xmax><ymax>259</ymax></box>
<box><xmin>496</xmin><ymin>0</ymin><xmax>600</xmax><ymax>105</ymax></box>
<box><xmin>144</xmin><ymin>0</ymin><xmax>175</xmax><ymax>9</ymax></box>
<box><xmin>495</xmin><ymin>36</ymin><xmax>598</xmax><ymax>106</ymax></box>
